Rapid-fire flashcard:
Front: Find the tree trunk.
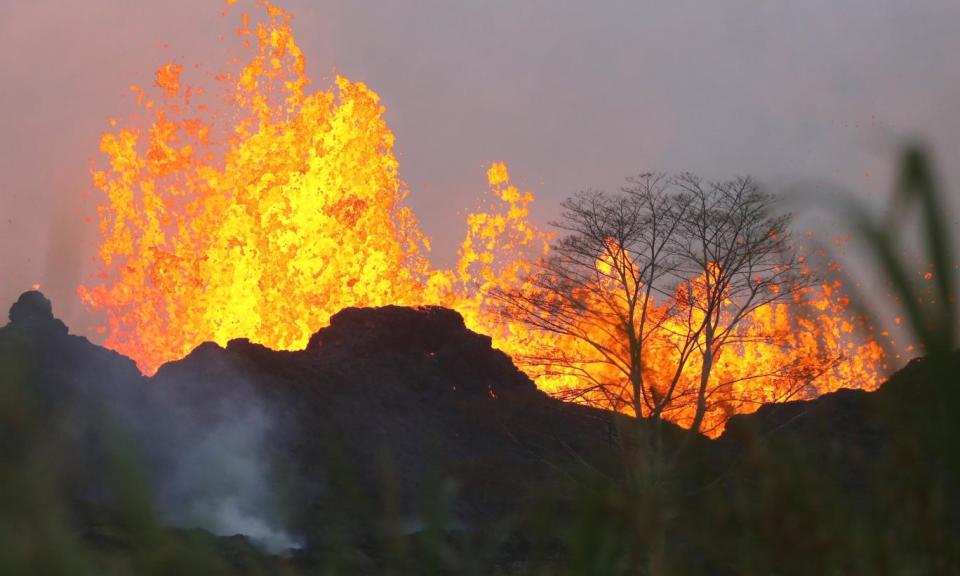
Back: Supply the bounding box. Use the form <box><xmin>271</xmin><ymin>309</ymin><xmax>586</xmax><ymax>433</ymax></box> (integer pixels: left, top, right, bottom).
<box><xmin>690</xmin><ymin>342</ymin><xmax>714</xmax><ymax>435</ymax></box>
<box><xmin>630</xmin><ymin>365</ymin><xmax>643</xmax><ymax>419</ymax></box>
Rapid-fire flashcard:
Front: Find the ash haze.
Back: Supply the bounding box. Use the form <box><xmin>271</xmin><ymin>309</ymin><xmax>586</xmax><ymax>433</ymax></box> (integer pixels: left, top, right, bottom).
<box><xmin>1</xmin><ymin>0</ymin><xmax>958</xmax><ymax>341</ymax></box>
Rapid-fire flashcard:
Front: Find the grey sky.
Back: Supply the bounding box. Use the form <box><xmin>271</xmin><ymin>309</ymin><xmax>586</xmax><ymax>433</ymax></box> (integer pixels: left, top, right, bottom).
<box><xmin>1</xmin><ymin>0</ymin><xmax>958</xmax><ymax>337</ymax></box>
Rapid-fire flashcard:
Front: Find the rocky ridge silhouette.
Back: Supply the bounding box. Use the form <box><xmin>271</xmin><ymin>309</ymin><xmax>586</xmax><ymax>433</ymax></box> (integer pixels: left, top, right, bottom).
<box><xmin>1</xmin><ymin>291</ymin><xmax>957</xmax><ymax>572</ymax></box>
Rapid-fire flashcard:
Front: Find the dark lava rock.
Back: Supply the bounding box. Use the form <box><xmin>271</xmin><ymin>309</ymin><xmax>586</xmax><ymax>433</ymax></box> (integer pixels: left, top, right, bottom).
<box><xmin>1</xmin><ymin>292</ymin><xmax>621</xmax><ymax>565</ymax></box>
<box><xmin>3</xmin><ymin>291</ymin><xmax>958</xmax><ymax>573</ymax></box>
<box><xmin>152</xmin><ymin>304</ymin><xmax>620</xmax><ymax>551</ymax></box>
<box><xmin>8</xmin><ymin>290</ymin><xmax>65</xmax><ymax>331</ymax></box>
<box><xmin>307</xmin><ymin>305</ymin><xmax>537</xmax><ymax>396</ymax></box>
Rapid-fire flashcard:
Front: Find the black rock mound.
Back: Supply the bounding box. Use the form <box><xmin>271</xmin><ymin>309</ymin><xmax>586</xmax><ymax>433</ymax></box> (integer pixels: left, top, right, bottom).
<box><xmin>0</xmin><ymin>292</ymin><xmax>621</xmax><ymax>566</ymax></box>
<box><xmin>152</xmin><ymin>303</ymin><xmax>620</xmax><ymax>551</ymax></box>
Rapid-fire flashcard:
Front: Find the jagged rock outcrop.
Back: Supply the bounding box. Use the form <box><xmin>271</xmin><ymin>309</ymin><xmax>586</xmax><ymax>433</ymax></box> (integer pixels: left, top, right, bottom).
<box><xmin>307</xmin><ymin>305</ymin><xmax>538</xmax><ymax>396</ymax></box>
<box><xmin>1</xmin><ymin>290</ymin><xmax>143</xmax><ymax>392</ymax></box>
<box><xmin>0</xmin><ymin>292</ymin><xmax>151</xmax><ymax>512</ymax></box>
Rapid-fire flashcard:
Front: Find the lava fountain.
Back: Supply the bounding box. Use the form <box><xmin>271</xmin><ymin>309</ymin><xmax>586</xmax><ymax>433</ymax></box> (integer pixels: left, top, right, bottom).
<box><xmin>80</xmin><ymin>0</ymin><xmax>885</xmax><ymax>435</ymax></box>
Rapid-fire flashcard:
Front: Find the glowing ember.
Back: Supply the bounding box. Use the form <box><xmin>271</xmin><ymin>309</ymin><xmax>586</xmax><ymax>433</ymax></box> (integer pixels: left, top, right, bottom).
<box><xmin>80</xmin><ymin>0</ymin><xmax>885</xmax><ymax>435</ymax></box>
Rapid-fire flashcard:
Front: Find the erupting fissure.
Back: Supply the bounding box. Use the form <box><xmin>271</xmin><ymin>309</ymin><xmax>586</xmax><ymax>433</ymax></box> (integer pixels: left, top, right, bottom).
<box><xmin>80</xmin><ymin>0</ymin><xmax>885</xmax><ymax>435</ymax></box>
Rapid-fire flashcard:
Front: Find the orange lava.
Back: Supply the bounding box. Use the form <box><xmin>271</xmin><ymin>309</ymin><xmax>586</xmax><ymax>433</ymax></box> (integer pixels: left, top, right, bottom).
<box><xmin>80</xmin><ymin>0</ymin><xmax>885</xmax><ymax>435</ymax></box>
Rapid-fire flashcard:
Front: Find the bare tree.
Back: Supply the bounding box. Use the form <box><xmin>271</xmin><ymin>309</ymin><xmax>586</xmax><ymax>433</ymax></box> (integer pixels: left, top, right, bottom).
<box><xmin>491</xmin><ymin>174</ymin><xmax>704</xmax><ymax>452</ymax></box>
<box><xmin>670</xmin><ymin>174</ymin><xmax>812</xmax><ymax>434</ymax></box>
<box><xmin>492</xmin><ymin>172</ymin><xmax>814</xmax><ymax>441</ymax></box>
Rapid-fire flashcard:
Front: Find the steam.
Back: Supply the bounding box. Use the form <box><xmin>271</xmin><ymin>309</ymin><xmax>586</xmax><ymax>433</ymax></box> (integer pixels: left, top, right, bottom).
<box><xmin>3</xmin><ymin>291</ymin><xmax>302</xmax><ymax>553</ymax></box>
<box><xmin>92</xmin><ymin>359</ymin><xmax>306</xmax><ymax>554</ymax></box>
<box><xmin>150</xmin><ymin>385</ymin><xmax>302</xmax><ymax>553</ymax></box>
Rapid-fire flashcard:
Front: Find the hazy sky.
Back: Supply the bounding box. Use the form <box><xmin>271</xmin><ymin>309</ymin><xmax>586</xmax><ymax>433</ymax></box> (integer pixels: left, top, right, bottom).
<box><xmin>1</xmin><ymin>0</ymin><xmax>958</xmax><ymax>336</ymax></box>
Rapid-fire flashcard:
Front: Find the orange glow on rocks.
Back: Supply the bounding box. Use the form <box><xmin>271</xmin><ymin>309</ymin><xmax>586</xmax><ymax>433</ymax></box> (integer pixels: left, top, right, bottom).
<box><xmin>80</xmin><ymin>0</ymin><xmax>885</xmax><ymax>435</ymax></box>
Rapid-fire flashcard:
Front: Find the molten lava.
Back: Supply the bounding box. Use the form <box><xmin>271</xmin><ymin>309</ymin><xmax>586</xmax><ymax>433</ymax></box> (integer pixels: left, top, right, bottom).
<box><xmin>80</xmin><ymin>0</ymin><xmax>885</xmax><ymax>435</ymax></box>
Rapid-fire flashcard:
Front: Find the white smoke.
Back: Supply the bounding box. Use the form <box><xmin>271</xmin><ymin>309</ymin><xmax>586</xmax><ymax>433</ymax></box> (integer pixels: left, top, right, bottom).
<box><xmin>146</xmin><ymin>372</ymin><xmax>303</xmax><ymax>554</ymax></box>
